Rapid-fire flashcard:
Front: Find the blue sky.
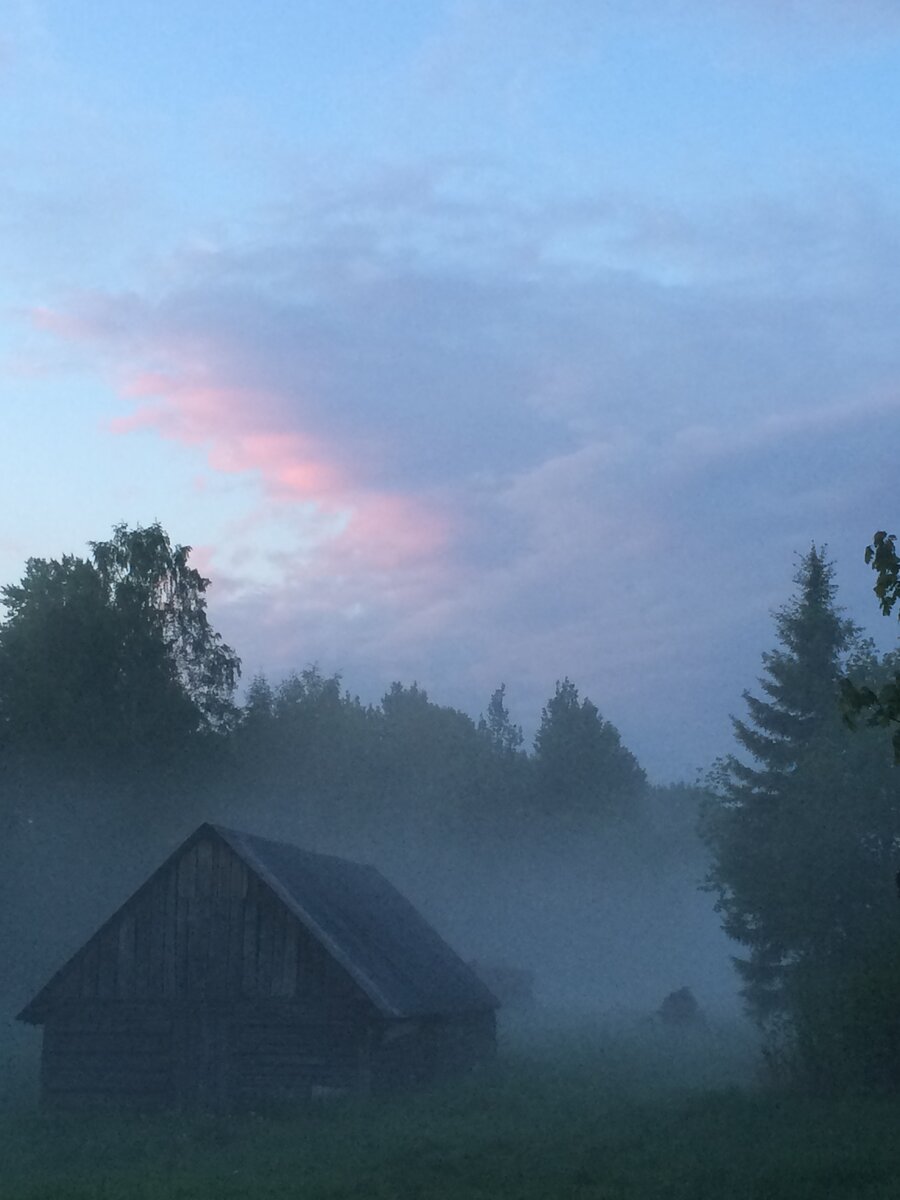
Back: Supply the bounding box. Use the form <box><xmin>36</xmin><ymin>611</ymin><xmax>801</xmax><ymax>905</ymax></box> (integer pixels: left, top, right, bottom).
<box><xmin>3</xmin><ymin>1</ymin><xmax>900</xmax><ymax>780</ymax></box>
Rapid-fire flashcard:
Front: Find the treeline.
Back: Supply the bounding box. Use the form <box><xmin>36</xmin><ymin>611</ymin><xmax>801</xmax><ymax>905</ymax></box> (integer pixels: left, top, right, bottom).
<box><xmin>0</xmin><ymin>523</ymin><xmax>699</xmax><ymax>1010</ymax></box>
<box><xmin>0</xmin><ymin>523</ymin><xmax>667</xmax><ymax>842</ymax></box>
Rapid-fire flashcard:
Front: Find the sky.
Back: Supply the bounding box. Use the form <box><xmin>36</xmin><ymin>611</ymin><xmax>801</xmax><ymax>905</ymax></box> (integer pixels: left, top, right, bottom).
<box><xmin>3</xmin><ymin>0</ymin><xmax>900</xmax><ymax>781</ymax></box>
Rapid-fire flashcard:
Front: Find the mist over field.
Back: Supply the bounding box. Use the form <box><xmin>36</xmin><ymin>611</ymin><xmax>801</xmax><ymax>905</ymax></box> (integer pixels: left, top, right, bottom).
<box><xmin>1</xmin><ymin>760</ymin><xmax>741</xmax><ymax>1100</ymax></box>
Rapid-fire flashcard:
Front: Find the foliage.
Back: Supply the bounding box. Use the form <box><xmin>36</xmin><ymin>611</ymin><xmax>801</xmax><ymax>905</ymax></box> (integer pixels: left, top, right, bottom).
<box><xmin>0</xmin><ymin>522</ymin><xmax>239</xmax><ymax>764</ymax></box>
<box><xmin>374</xmin><ymin>681</ymin><xmax>494</xmax><ymax>836</ymax></box>
<box><xmin>703</xmin><ymin>546</ymin><xmax>900</xmax><ymax>1086</ymax></box>
<box><xmin>0</xmin><ymin>555</ymin><xmax>116</xmax><ymax>757</ymax></box>
<box><xmin>220</xmin><ymin>668</ymin><xmax>658</xmax><ymax>854</ymax></box>
<box><xmin>533</xmin><ymin>678</ymin><xmax>646</xmax><ymax>821</ymax></box>
<box><xmin>229</xmin><ymin>666</ymin><xmax>378</xmax><ymax>837</ymax></box>
<box><xmin>866</xmin><ymin>530</ymin><xmax>900</xmax><ymax>617</ymax></box>
<box><xmin>90</xmin><ymin>523</ymin><xmax>240</xmax><ymax>731</ymax></box>
<box><xmin>477</xmin><ymin>684</ymin><xmax>524</xmax><ymax>754</ymax></box>
<box><xmin>228</xmin><ymin>674</ymin><xmax>547</xmax><ymax>846</ymax></box>
<box><xmin>843</xmin><ymin>530</ymin><xmax>900</xmax><ymax>759</ymax></box>
<box><xmin>0</xmin><ymin>518</ymin><xmax>652</xmax><ymax>851</ymax></box>
<box><xmin>0</xmin><ymin>524</ymin><xmax>241</xmax><ymax>999</ymax></box>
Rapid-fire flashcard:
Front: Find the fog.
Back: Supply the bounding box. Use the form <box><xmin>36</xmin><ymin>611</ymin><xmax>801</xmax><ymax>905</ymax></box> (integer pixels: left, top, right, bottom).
<box><xmin>343</xmin><ymin>820</ymin><xmax>738</xmax><ymax>1019</ymax></box>
<box><xmin>1</xmin><ymin>765</ymin><xmax>748</xmax><ymax>1110</ymax></box>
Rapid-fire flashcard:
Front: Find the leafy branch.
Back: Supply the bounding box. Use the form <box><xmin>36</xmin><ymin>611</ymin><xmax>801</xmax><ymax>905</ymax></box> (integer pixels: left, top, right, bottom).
<box><xmin>842</xmin><ymin>531</ymin><xmax>900</xmax><ymax>759</ymax></box>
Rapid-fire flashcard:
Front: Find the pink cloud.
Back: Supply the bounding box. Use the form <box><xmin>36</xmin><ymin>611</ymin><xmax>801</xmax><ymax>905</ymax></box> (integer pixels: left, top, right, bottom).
<box><xmin>327</xmin><ymin>493</ymin><xmax>454</xmax><ymax>575</ymax></box>
<box><xmin>38</xmin><ymin>306</ymin><xmax>454</xmax><ymax>580</ymax></box>
<box><xmin>186</xmin><ymin>543</ymin><xmax>217</xmax><ymax>580</ymax></box>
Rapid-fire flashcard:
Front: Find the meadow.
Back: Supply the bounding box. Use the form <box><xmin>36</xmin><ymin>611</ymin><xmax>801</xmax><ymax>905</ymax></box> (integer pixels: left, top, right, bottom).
<box><xmin>3</xmin><ymin>1017</ymin><xmax>900</xmax><ymax>1200</ymax></box>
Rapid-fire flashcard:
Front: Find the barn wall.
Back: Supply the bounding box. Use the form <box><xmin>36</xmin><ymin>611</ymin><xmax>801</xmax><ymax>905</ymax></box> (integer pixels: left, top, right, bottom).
<box><xmin>39</xmin><ymin>1001</ymin><xmax>370</xmax><ymax>1109</ymax></box>
<box><xmin>33</xmin><ymin>833</ymin><xmax>371</xmax><ymax>1019</ymax></box>
<box><xmin>41</xmin><ymin>1005</ymin><xmax>174</xmax><ymax>1108</ymax></box>
<box><xmin>229</xmin><ymin>1014</ymin><xmax>366</xmax><ymax>1104</ymax></box>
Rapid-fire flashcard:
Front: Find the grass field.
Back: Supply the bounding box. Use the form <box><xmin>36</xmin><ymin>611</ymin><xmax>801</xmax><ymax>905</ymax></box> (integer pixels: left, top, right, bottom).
<box><xmin>3</xmin><ymin>1016</ymin><xmax>900</xmax><ymax>1199</ymax></box>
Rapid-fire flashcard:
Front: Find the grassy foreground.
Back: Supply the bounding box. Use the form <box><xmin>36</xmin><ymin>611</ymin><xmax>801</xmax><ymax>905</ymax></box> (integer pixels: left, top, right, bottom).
<box><xmin>3</xmin><ymin>1018</ymin><xmax>900</xmax><ymax>1199</ymax></box>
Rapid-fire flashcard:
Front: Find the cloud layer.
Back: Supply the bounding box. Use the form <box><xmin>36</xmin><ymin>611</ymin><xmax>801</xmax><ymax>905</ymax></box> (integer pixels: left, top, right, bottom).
<box><xmin>32</xmin><ymin>163</ymin><xmax>900</xmax><ymax>778</ymax></box>
<box><xmin>7</xmin><ymin>3</ymin><xmax>900</xmax><ymax>780</ymax></box>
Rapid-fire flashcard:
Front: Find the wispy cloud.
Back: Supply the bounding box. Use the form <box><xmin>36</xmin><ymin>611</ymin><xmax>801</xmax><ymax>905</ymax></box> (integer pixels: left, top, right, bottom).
<box><xmin>28</xmin><ymin>161</ymin><xmax>900</xmax><ymax>776</ymax></box>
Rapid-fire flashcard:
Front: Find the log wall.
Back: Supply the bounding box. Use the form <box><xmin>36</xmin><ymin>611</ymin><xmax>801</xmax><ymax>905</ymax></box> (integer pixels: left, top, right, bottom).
<box><xmin>40</xmin><ymin>1002</ymin><xmax>369</xmax><ymax>1108</ymax></box>
<box><xmin>41</xmin><ymin>1005</ymin><xmax>174</xmax><ymax>1107</ymax></box>
<box><xmin>230</xmin><ymin>1015</ymin><xmax>365</xmax><ymax>1103</ymax></box>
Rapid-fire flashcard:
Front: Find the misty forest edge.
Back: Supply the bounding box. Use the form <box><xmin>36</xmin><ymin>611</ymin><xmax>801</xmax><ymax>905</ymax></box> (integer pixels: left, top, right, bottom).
<box><xmin>4</xmin><ymin>522</ymin><xmax>900</xmax><ymax>1100</ymax></box>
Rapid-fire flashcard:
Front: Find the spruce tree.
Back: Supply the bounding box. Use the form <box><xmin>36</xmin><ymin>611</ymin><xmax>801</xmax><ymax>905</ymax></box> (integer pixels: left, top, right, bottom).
<box><xmin>704</xmin><ymin>547</ymin><xmax>900</xmax><ymax>1042</ymax></box>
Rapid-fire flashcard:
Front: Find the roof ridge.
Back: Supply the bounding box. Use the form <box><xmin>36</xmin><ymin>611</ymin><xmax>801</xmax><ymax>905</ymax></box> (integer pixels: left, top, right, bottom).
<box><xmin>208</xmin><ymin>823</ymin><xmax>376</xmax><ymax>870</ymax></box>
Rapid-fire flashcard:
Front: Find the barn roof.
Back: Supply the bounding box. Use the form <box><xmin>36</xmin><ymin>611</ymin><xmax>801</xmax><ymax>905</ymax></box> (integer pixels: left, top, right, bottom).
<box><xmin>210</xmin><ymin>824</ymin><xmax>497</xmax><ymax>1018</ymax></box>
<box><xmin>18</xmin><ymin>822</ymin><xmax>498</xmax><ymax>1022</ymax></box>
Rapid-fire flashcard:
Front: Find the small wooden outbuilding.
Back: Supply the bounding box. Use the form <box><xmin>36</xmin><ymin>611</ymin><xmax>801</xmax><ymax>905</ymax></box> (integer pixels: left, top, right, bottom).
<box><xmin>18</xmin><ymin>823</ymin><xmax>498</xmax><ymax>1109</ymax></box>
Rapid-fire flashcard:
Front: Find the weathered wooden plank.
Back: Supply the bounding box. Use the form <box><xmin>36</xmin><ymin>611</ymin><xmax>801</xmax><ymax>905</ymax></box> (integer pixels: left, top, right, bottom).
<box><xmin>45</xmin><ymin>1051</ymin><xmax>171</xmax><ymax>1072</ymax></box>
<box><xmin>207</xmin><ymin>837</ymin><xmax>229</xmax><ymax>996</ymax></box>
<box><xmin>145</xmin><ymin>873</ymin><xmax>165</xmax><ymax>998</ymax></box>
<box><xmin>269</xmin><ymin>899</ymin><xmax>285</xmax><ymax>997</ymax></box>
<box><xmin>194</xmin><ymin>838</ymin><xmax>214</xmax><ymax>997</ymax></box>
<box><xmin>256</xmin><ymin>891</ymin><xmax>274</xmax><ymax>997</ymax></box>
<box><xmin>45</xmin><ymin>1074</ymin><xmax>173</xmax><ymax>1095</ymax></box>
<box><xmin>133</xmin><ymin>883</ymin><xmax>151</xmax><ymax>997</ymax></box>
<box><xmin>163</xmin><ymin>862</ymin><xmax>178</xmax><ymax>1000</ymax></box>
<box><xmin>196</xmin><ymin>836</ymin><xmax>214</xmax><ymax>898</ymax></box>
<box><xmin>47</xmin><ymin>1029</ymin><xmax>169</xmax><ymax>1052</ymax></box>
<box><xmin>42</xmin><ymin>1010</ymin><xmax>176</xmax><ymax>1107</ymax></box>
<box><xmin>44</xmin><ymin>1073</ymin><xmax>173</xmax><ymax>1094</ymax></box>
<box><xmin>170</xmin><ymin>1007</ymin><xmax>229</xmax><ymax>1109</ymax></box>
<box><xmin>241</xmin><ymin>875</ymin><xmax>259</xmax><ymax>997</ymax></box>
<box><xmin>95</xmin><ymin>927</ymin><xmax>117</xmax><ymax>1000</ymax></box>
<box><xmin>281</xmin><ymin>921</ymin><xmax>298</xmax><ymax>998</ymax></box>
<box><xmin>178</xmin><ymin>841</ymin><xmax>198</xmax><ymax>899</ymax></box>
<box><xmin>295</xmin><ymin>930</ymin><xmax>317</xmax><ymax>1001</ymax></box>
<box><xmin>177</xmin><ymin>845</ymin><xmax>197</xmax><ymax>997</ymax></box>
<box><xmin>79</xmin><ymin>936</ymin><xmax>100</xmax><ymax>1000</ymax></box>
<box><xmin>117</xmin><ymin>912</ymin><xmax>136</xmax><ymax>999</ymax></box>
<box><xmin>222</xmin><ymin>849</ymin><xmax>238</xmax><ymax>995</ymax></box>
<box><xmin>45</xmin><ymin>1077</ymin><xmax>172</xmax><ymax>1094</ymax></box>
<box><xmin>50</xmin><ymin>1004</ymin><xmax>173</xmax><ymax>1032</ymax></box>
<box><xmin>229</xmin><ymin>850</ymin><xmax>247</xmax><ymax>995</ymax></box>
<box><xmin>46</xmin><ymin>1062</ymin><xmax>173</xmax><ymax>1080</ymax></box>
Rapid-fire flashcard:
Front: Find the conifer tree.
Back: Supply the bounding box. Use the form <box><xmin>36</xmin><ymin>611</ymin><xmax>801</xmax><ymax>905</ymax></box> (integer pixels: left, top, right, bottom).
<box><xmin>704</xmin><ymin>548</ymin><xmax>900</xmax><ymax>1065</ymax></box>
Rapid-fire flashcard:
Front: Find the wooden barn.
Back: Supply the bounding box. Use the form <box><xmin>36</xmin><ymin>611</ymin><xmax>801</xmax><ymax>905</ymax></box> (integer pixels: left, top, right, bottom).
<box><xmin>17</xmin><ymin>823</ymin><xmax>498</xmax><ymax>1109</ymax></box>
